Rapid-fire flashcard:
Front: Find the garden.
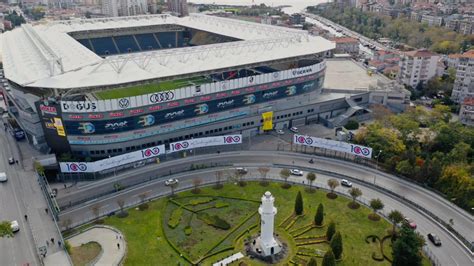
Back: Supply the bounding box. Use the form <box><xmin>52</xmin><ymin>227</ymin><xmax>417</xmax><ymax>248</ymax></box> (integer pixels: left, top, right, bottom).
<box><xmin>96</xmin><ymin>180</ymin><xmax>432</xmax><ymax>265</ymax></box>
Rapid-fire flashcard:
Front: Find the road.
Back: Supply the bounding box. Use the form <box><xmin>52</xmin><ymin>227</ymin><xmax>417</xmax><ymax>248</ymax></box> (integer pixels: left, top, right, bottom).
<box><xmin>58</xmin><ymin>151</ymin><xmax>473</xmax><ymax>266</ymax></box>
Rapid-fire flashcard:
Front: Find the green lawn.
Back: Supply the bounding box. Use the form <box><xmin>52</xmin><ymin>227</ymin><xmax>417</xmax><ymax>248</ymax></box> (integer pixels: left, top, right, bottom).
<box><xmin>70</xmin><ymin>241</ymin><xmax>102</xmax><ymax>266</ymax></box>
<box><xmin>95</xmin><ymin>76</ymin><xmax>212</xmax><ymax>100</ymax></box>
<box><xmin>102</xmin><ymin>182</ymin><xmax>431</xmax><ymax>266</ymax></box>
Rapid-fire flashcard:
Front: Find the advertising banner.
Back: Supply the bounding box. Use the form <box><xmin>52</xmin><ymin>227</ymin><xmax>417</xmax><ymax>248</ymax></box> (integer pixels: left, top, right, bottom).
<box><xmin>53</xmin><ymin>118</ymin><xmax>66</xmax><ymax>137</ymax></box>
<box><xmin>293</xmin><ymin>134</ymin><xmax>373</xmax><ymax>158</ymax></box>
<box><xmin>169</xmin><ymin>135</ymin><xmax>242</xmax><ymax>153</ymax></box>
<box><xmin>60</xmin><ymin>144</ymin><xmax>165</xmax><ymax>173</ymax></box>
<box><xmin>261</xmin><ymin>111</ymin><xmax>273</xmax><ymax>131</ymax></box>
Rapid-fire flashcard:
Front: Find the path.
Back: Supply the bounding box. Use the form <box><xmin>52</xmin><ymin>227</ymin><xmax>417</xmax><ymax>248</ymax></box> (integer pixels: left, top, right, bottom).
<box><xmin>67</xmin><ymin>226</ymin><xmax>126</xmax><ymax>266</ymax></box>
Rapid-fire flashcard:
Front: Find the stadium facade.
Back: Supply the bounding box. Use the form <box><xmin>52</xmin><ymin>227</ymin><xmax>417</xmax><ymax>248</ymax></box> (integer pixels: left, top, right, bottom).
<box><xmin>0</xmin><ymin>14</ymin><xmax>378</xmax><ymax>159</ymax></box>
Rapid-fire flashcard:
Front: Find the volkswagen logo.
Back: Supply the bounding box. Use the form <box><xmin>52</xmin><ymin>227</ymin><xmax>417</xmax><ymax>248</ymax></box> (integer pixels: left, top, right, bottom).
<box><xmin>118</xmin><ymin>98</ymin><xmax>130</xmax><ymax>109</ymax></box>
<box><xmin>149</xmin><ymin>91</ymin><xmax>174</xmax><ymax>103</ymax></box>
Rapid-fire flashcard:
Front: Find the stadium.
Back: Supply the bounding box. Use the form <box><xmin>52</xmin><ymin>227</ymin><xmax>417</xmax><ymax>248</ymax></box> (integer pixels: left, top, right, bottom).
<box><xmin>0</xmin><ymin>13</ymin><xmax>378</xmax><ymax>159</ymax></box>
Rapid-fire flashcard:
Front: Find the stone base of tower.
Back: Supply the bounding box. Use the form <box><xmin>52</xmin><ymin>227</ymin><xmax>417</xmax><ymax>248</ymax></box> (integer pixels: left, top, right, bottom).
<box><xmin>245</xmin><ymin>235</ymin><xmax>287</xmax><ymax>263</ymax></box>
<box><xmin>256</xmin><ymin>236</ymin><xmax>282</xmax><ymax>256</ymax></box>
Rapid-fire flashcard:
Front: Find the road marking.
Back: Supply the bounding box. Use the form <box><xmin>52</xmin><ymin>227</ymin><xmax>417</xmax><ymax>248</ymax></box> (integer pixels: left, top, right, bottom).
<box><xmin>450</xmin><ymin>256</ymin><xmax>459</xmax><ymax>266</ymax></box>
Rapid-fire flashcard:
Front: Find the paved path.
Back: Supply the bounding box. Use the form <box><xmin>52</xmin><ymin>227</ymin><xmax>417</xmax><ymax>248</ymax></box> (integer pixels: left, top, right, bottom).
<box><xmin>68</xmin><ymin>227</ymin><xmax>126</xmax><ymax>266</ymax></box>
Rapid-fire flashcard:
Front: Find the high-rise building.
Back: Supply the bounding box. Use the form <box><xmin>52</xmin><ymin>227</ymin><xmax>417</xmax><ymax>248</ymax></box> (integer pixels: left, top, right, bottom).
<box><xmin>451</xmin><ymin>50</ymin><xmax>474</xmax><ymax>103</ymax></box>
<box><xmin>167</xmin><ymin>0</ymin><xmax>188</xmax><ymax>17</ymax></box>
<box><xmin>120</xmin><ymin>0</ymin><xmax>148</xmax><ymax>16</ymax></box>
<box><xmin>459</xmin><ymin>97</ymin><xmax>474</xmax><ymax>126</ymax></box>
<box><xmin>398</xmin><ymin>49</ymin><xmax>440</xmax><ymax>88</ymax></box>
<box><xmin>102</xmin><ymin>0</ymin><xmax>119</xmax><ymax>16</ymax></box>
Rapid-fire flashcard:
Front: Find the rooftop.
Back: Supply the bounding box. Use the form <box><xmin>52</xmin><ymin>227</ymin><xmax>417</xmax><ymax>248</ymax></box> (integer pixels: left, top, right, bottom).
<box><xmin>0</xmin><ymin>14</ymin><xmax>334</xmax><ymax>90</ymax></box>
<box><xmin>463</xmin><ymin>97</ymin><xmax>474</xmax><ymax>106</ymax></box>
<box><xmin>404</xmin><ymin>49</ymin><xmax>438</xmax><ymax>58</ymax></box>
<box><xmin>461</xmin><ymin>49</ymin><xmax>474</xmax><ymax>59</ymax></box>
<box><xmin>330</xmin><ymin>37</ymin><xmax>359</xmax><ymax>44</ymax></box>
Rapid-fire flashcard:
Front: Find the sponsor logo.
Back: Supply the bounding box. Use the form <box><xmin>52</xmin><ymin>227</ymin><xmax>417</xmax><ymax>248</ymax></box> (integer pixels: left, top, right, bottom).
<box><xmin>39</xmin><ymin>105</ymin><xmax>57</xmax><ymax>115</ymax></box>
<box><xmin>164</xmin><ymin>109</ymin><xmax>185</xmax><ymax>119</ymax></box>
<box><xmin>302</xmin><ymin>82</ymin><xmax>315</xmax><ymax>91</ymax></box>
<box><xmin>273</xmin><ymin>72</ymin><xmax>279</xmax><ymax>78</ymax></box>
<box><xmin>149</xmin><ymin>91</ymin><xmax>174</xmax><ymax>103</ymax></box>
<box><xmin>292</xmin><ymin>67</ymin><xmax>313</xmax><ymax>76</ymax></box>
<box><xmin>138</xmin><ymin>115</ymin><xmax>155</xmax><ymax>127</ymax></box>
<box><xmin>243</xmin><ymin>94</ymin><xmax>256</xmax><ymax>105</ymax></box>
<box><xmin>351</xmin><ymin>145</ymin><xmax>371</xmax><ymax>156</ymax></box>
<box><xmin>217</xmin><ymin>99</ymin><xmax>234</xmax><ymax>109</ymax></box>
<box><xmin>141</xmin><ymin>146</ymin><xmax>161</xmax><ymax>157</ymax></box>
<box><xmin>171</xmin><ymin>141</ymin><xmax>190</xmax><ymax>151</ymax></box>
<box><xmin>286</xmin><ymin>86</ymin><xmax>297</xmax><ymax>96</ymax></box>
<box><xmin>224</xmin><ymin>135</ymin><xmax>241</xmax><ymax>144</ymax></box>
<box><xmin>66</xmin><ymin>163</ymin><xmax>88</xmax><ymax>172</ymax></box>
<box><xmin>296</xmin><ymin>136</ymin><xmax>313</xmax><ymax>145</ymax></box>
<box><xmin>195</xmin><ymin>104</ymin><xmax>209</xmax><ymax>115</ymax></box>
<box><xmin>262</xmin><ymin>90</ymin><xmax>278</xmax><ymax>99</ymax></box>
<box><xmin>105</xmin><ymin>121</ymin><xmax>128</xmax><ymax>130</ymax></box>
<box><xmin>118</xmin><ymin>98</ymin><xmax>130</xmax><ymax>109</ymax></box>
<box><xmin>78</xmin><ymin>122</ymin><xmax>95</xmax><ymax>134</ymax></box>
<box><xmin>62</xmin><ymin>102</ymin><xmax>97</xmax><ymax>111</ymax></box>
<box><xmin>248</xmin><ymin>76</ymin><xmax>254</xmax><ymax>83</ymax></box>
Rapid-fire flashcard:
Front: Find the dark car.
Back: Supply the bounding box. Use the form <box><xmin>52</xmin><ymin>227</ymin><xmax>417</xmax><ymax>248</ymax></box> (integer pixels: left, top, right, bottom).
<box><xmin>8</xmin><ymin>157</ymin><xmax>14</xmax><ymax>165</ymax></box>
<box><xmin>427</xmin><ymin>233</ymin><xmax>441</xmax><ymax>246</ymax></box>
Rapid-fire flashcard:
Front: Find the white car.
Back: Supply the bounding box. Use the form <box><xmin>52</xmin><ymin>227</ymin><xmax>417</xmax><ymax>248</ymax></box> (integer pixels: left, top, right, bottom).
<box><xmin>341</xmin><ymin>179</ymin><xmax>352</xmax><ymax>187</ymax></box>
<box><xmin>289</xmin><ymin>127</ymin><xmax>298</xmax><ymax>133</ymax></box>
<box><xmin>0</xmin><ymin>172</ymin><xmax>7</xmax><ymax>182</ymax></box>
<box><xmin>11</xmin><ymin>220</ymin><xmax>19</xmax><ymax>232</ymax></box>
<box><xmin>290</xmin><ymin>169</ymin><xmax>303</xmax><ymax>176</ymax></box>
<box><xmin>276</xmin><ymin>129</ymin><xmax>284</xmax><ymax>135</ymax></box>
<box><xmin>165</xmin><ymin>178</ymin><xmax>179</xmax><ymax>186</ymax></box>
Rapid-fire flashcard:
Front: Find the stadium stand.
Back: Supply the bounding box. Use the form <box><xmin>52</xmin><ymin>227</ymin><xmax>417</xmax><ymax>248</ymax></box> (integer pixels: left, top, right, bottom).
<box><xmin>156</xmin><ymin>32</ymin><xmax>177</xmax><ymax>48</ymax></box>
<box><xmin>114</xmin><ymin>35</ymin><xmax>140</xmax><ymax>53</ymax></box>
<box><xmin>135</xmin><ymin>33</ymin><xmax>161</xmax><ymax>50</ymax></box>
<box><xmin>89</xmin><ymin>37</ymin><xmax>119</xmax><ymax>56</ymax></box>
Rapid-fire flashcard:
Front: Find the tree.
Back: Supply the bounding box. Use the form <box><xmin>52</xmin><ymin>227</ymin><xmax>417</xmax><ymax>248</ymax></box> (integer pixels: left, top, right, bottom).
<box><xmin>235</xmin><ymin>169</ymin><xmax>247</xmax><ymax>187</ymax></box>
<box><xmin>388</xmin><ymin>209</ymin><xmax>404</xmax><ymax>235</ymax></box>
<box><xmin>258</xmin><ymin>167</ymin><xmax>270</xmax><ymax>186</ymax></box>
<box><xmin>138</xmin><ymin>191</ymin><xmax>149</xmax><ymax>203</ymax></box>
<box><xmin>330</xmin><ymin>231</ymin><xmax>343</xmax><ymax>260</ymax></box>
<box><xmin>0</xmin><ymin>221</ymin><xmax>13</xmax><ymax>238</ymax></box>
<box><xmin>326</xmin><ymin>221</ymin><xmax>336</xmax><ymax>240</ymax></box>
<box><xmin>117</xmin><ymin>199</ymin><xmax>125</xmax><ymax>213</ymax></box>
<box><xmin>280</xmin><ymin>168</ymin><xmax>291</xmax><ymax>188</ymax></box>
<box><xmin>392</xmin><ymin>224</ymin><xmax>424</xmax><ymax>266</ymax></box>
<box><xmin>169</xmin><ymin>181</ymin><xmax>179</xmax><ymax>196</ymax></box>
<box><xmin>192</xmin><ymin>177</ymin><xmax>202</xmax><ymax>193</ymax></box>
<box><xmin>214</xmin><ymin>171</ymin><xmax>224</xmax><ymax>189</ymax></box>
<box><xmin>369</xmin><ymin>198</ymin><xmax>384</xmax><ymax>215</ymax></box>
<box><xmin>294</xmin><ymin>191</ymin><xmax>304</xmax><ymax>215</ymax></box>
<box><xmin>348</xmin><ymin>187</ymin><xmax>362</xmax><ymax>207</ymax></box>
<box><xmin>315</xmin><ymin>203</ymin><xmax>324</xmax><ymax>226</ymax></box>
<box><xmin>90</xmin><ymin>203</ymin><xmax>101</xmax><ymax>221</ymax></box>
<box><xmin>306</xmin><ymin>172</ymin><xmax>317</xmax><ymax>191</ymax></box>
<box><xmin>307</xmin><ymin>257</ymin><xmax>317</xmax><ymax>266</ymax></box>
<box><xmin>322</xmin><ymin>248</ymin><xmax>336</xmax><ymax>266</ymax></box>
<box><xmin>327</xmin><ymin>179</ymin><xmax>339</xmax><ymax>195</ymax></box>
<box><xmin>33</xmin><ymin>161</ymin><xmax>45</xmax><ymax>176</ymax></box>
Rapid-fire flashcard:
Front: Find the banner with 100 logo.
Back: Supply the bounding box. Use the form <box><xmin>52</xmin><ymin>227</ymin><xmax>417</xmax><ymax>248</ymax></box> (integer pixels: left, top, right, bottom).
<box><xmin>293</xmin><ymin>134</ymin><xmax>372</xmax><ymax>158</ymax></box>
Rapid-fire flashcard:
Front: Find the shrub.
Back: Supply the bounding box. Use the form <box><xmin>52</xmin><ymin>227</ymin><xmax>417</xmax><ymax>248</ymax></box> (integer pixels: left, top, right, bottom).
<box><xmin>322</xmin><ymin>248</ymin><xmax>336</xmax><ymax>266</ymax></box>
<box><xmin>138</xmin><ymin>203</ymin><xmax>149</xmax><ymax>211</ymax></box>
<box><xmin>189</xmin><ymin>197</ymin><xmax>214</xmax><ymax>206</ymax></box>
<box><xmin>184</xmin><ymin>226</ymin><xmax>192</xmax><ymax>236</ymax></box>
<box><xmin>345</xmin><ymin>120</ymin><xmax>359</xmax><ymax>130</ymax></box>
<box><xmin>197</xmin><ymin>212</ymin><xmax>230</xmax><ymax>230</ymax></box>
<box><xmin>214</xmin><ymin>200</ymin><xmax>229</xmax><ymax>208</ymax></box>
<box><xmin>307</xmin><ymin>257</ymin><xmax>318</xmax><ymax>266</ymax></box>
<box><xmin>64</xmin><ymin>240</ymin><xmax>72</xmax><ymax>254</ymax></box>
<box><xmin>295</xmin><ymin>191</ymin><xmax>304</xmax><ymax>215</ymax></box>
<box><xmin>116</xmin><ymin>211</ymin><xmax>129</xmax><ymax>218</ymax></box>
<box><xmin>326</xmin><ymin>221</ymin><xmax>336</xmax><ymax>241</ymax></box>
<box><xmin>315</xmin><ymin>203</ymin><xmax>324</xmax><ymax>226</ymax></box>
<box><xmin>330</xmin><ymin>231</ymin><xmax>343</xmax><ymax>260</ymax></box>
<box><xmin>168</xmin><ymin>208</ymin><xmax>183</xmax><ymax>228</ymax></box>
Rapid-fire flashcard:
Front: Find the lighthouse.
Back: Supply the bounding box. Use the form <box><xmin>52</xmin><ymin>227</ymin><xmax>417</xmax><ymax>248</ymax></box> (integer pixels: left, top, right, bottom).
<box><xmin>257</xmin><ymin>191</ymin><xmax>281</xmax><ymax>256</ymax></box>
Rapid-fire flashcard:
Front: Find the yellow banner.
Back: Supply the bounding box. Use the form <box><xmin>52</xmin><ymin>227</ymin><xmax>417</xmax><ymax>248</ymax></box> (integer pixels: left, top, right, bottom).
<box><xmin>53</xmin><ymin>117</ymin><xmax>66</xmax><ymax>137</ymax></box>
<box><xmin>262</xmin><ymin>111</ymin><xmax>273</xmax><ymax>131</ymax></box>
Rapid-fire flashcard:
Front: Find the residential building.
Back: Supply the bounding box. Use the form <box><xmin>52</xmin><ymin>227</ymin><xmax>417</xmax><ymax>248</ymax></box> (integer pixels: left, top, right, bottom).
<box><xmin>421</xmin><ymin>14</ymin><xmax>443</xmax><ymax>27</ymax></box>
<box><xmin>289</xmin><ymin>13</ymin><xmax>305</xmax><ymax>25</ymax></box>
<box><xmin>451</xmin><ymin>50</ymin><xmax>474</xmax><ymax>103</ymax></box>
<box><xmin>459</xmin><ymin>19</ymin><xmax>473</xmax><ymax>35</ymax></box>
<box><xmin>102</xmin><ymin>0</ymin><xmax>118</xmax><ymax>16</ymax></box>
<box><xmin>119</xmin><ymin>0</ymin><xmax>147</xmax><ymax>16</ymax></box>
<box><xmin>447</xmin><ymin>53</ymin><xmax>462</xmax><ymax>69</ymax></box>
<box><xmin>398</xmin><ymin>49</ymin><xmax>441</xmax><ymax>88</ymax></box>
<box><xmin>167</xmin><ymin>0</ymin><xmax>188</xmax><ymax>17</ymax></box>
<box><xmin>330</xmin><ymin>37</ymin><xmax>359</xmax><ymax>55</ymax></box>
<box><xmin>459</xmin><ymin>97</ymin><xmax>474</xmax><ymax>126</ymax></box>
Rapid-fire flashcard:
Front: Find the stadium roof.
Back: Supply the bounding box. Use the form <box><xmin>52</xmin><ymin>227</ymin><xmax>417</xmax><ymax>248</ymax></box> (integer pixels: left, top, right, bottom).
<box><xmin>0</xmin><ymin>14</ymin><xmax>334</xmax><ymax>90</ymax></box>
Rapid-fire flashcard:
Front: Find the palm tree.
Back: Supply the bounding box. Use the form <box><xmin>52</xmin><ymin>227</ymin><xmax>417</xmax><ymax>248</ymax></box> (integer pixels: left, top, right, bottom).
<box><xmin>306</xmin><ymin>172</ymin><xmax>317</xmax><ymax>191</ymax></box>
<box><xmin>388</xmin><ymin>210</ymin><xmax>404</xmax><ymax>235</ymax></box>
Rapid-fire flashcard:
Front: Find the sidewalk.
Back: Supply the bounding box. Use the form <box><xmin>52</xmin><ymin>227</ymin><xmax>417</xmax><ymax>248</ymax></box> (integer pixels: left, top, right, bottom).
<box><xmin>68</xmin><ymin>226</ymin><xmax>126</xmax><ymax>266</ymax></box>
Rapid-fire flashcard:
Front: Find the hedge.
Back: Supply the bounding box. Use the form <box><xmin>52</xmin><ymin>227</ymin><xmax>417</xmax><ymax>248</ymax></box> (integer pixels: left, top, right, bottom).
<box><xmin>168</xmin><ymin>207</ymin><xmax>183</xmax><ymax>228</ymax></box>
<box><xmin>197</xmin><ymin>213</ymin><xmax>230</xmax><ymax>230</ymax></box>
<box><xmin>189</xmin><ymin>197</ymin><xmax>215</xmax><ymax>206</ymax></box>
<box><xmin>214</xmin><ymin>200</ymin><xmax>229</xmax><ymax>208</ymax></box>
<box><xmin>184</xmin><ymin>226</ymin><xmax>192</xmax><ymax>236</ymax></box>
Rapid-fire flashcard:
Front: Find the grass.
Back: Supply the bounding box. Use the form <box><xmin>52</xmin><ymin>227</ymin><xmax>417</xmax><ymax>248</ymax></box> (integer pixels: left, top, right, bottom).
<box><xmin>99</xmin><ymin>182</ymin><xmax>432</xmax><ymax>266</ymax></box>
<box><xmin>70</xmin><ymin>241</ymin><xmax>102</xmax><ymax>266</ymax></box>
<box><xmin>95</xmin><ymin>76</ymin><xmax>212</xmax><ymax>99</ymax></box>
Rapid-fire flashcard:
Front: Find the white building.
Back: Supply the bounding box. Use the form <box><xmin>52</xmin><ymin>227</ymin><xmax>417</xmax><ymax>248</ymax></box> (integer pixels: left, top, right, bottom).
<box><xmin>398</xmin><ymin>49</ymin><xmax>440</xmax><ymax>88</ymax></box>
<box><xmin>102</xmin><ymin>0</ymin><xmax>119</xmax><ymax>16</ymax></box>
<box><xmin>451</xmin><ymin>50</ymin><xmax>474</xmax><ymax>103</ymax></box>
<box><xmin>167</xmin><ymin>0</ymin><xmax>188</xmax><ymax>17</ymax></box>
<box><xmin>257</xmin><ymin>191</ymin><xmax>281</xmax><ymax>256</ymax></box>
<box><xmin>102</xmin><ymin>0</ymin><xmax>147</xmax><ymax>17</ymax></box>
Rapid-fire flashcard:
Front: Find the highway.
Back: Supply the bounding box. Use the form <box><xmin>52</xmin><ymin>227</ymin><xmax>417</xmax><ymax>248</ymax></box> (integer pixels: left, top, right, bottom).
<box><xmin>58</xmin><ymin>150</ymin><xmax>474</xmax><ymax>266</ymax></box>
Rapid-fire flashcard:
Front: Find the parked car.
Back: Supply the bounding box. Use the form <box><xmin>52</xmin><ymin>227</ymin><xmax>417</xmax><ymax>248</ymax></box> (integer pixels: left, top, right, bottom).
<box><xmin>11</xmin><ymin>220</ymin><xmax>19</xmax><ymax>232</ymax></box>
<box><xmin>8</xmin><ymin>157</ymin><xmax>14</xmax><ymax>165</ymax></box>
<box><xmin>276</xmin><ymin>129</ymin><xmax>284</xmax><ymax>135</ymax></box>
<box><xmin>235</xmin><ymin>167</ymin><xmax>248</xmax><ymax>174</ymax></box>
<box><xmin>341</xmin><ymin>179</ymin><xmax>352</xmax><ymax>187</ymax></box>
<box><xmin>165</xmin><ymin>178</ymin><xmax>179</xmax><ymax>186</ymax></box>
<box><xmin>427</xmin><ymin>233</ymin><xmax>441</xmax><ymax>246</ymax></box>
<box><xmin>404</xmin><ymin>218</ymin><xmax>417</xmax><ymax>229</ymax></box>
<box><xmin>289</xmin><ymin>127</ymin><xmax>299</xmax><ymax>133</ymax></box>
<box><xmin>0</xmin><ymin>172</ymin><xmax>7</xmax><ymax>182</ymax></box>
<box><xmin>290</xmin><ymin>169</ymin><xmax>303</xmax><ymax>176</ymax></box>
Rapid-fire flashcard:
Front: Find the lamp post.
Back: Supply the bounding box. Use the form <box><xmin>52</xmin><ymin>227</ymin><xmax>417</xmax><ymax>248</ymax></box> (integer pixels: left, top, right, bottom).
<box><xmin>374</xmin><ymin>150</ymin><xmax>382</xmax><ymax>184</ymax></box>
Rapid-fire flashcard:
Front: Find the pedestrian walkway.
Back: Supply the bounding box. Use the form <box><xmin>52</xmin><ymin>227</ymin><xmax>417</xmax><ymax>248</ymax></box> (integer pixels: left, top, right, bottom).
<box><xmin>212</xmin><ymin>252</ymin><xmax>244</xmax><ymax>266</ymax></box>
<box><xmin>67</xmin><ymin>226</ymin><xmax>126</xmax><ymax>266</ymax></box>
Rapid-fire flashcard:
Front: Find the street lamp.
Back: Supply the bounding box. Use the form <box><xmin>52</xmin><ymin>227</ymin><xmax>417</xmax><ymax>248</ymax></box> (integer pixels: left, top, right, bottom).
<box><xmin>374</xmin><ymin>150</ymin><xmax>382</xmax><ymax>184</ymax></box>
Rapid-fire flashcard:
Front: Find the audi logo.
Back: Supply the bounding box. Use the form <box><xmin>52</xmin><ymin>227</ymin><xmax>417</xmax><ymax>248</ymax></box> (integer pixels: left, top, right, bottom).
<box><xmin>149</xmin><ymin>91</ymin><xmax>174</xmax><ymax>103</ymax></box>
<box><xmin>224</xmin><ymin>136</ymin><xmax>241</xmax><ymax>144</ymax></box>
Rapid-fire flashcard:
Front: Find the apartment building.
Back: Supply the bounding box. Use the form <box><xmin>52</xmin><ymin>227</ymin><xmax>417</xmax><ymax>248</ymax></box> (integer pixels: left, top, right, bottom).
<box><xmin>398</xmin><ymin>49</ymin><xmax>440</xmax><ymax>88</ymax></box>
<box><xmin>459</xmin><ymin>97</ymin><xmax>474</xmax><ymax>127</ymax></box>
<box><xmin>451</xmin><ymin>50</ymin><xmax>474</xmax><ymax>103</ymax></box>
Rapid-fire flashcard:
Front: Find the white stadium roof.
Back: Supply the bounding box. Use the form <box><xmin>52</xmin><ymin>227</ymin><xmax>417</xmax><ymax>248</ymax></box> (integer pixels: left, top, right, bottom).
<box><xmin>0</xmin><ymin>14</ymin><xmax>334</xmax><ymax>90</ymax></box>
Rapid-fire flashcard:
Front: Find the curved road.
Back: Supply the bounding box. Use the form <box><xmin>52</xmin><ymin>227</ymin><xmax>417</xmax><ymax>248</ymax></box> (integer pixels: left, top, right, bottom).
<box><xmin>58</xmin><ymin>150</ymin><xmax>473</xmax><ymax>265</ymax></box>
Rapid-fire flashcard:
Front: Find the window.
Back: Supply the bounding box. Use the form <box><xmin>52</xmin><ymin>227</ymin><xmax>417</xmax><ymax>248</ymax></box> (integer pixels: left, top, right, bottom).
<box><xmin>205</xmin><ymin>131</ymin><xmax>209</xmax><ymax>134</ymax></box>
<box><xmin>354</xmin><ymin>97</ymin><xmax>363</xmax><ymax>102</ymax></box>
<box><xmin>113</xmin><ymin>149</ymin><xmax>117</xmax><ymax>153</ymax></box>
<box><xmin>90</xmin><ymin>151</ymin><xmax>96</xmax><ymax>155</ymax></box>
<box><xmin>199</xmin><ymin>132</ymin><xmax>203</xmax><ymax>136</ymax></box>
<box><xmin>107</xmin><ymin>149</ymin><xmax>111</xmax><ymax>153</ymax></box>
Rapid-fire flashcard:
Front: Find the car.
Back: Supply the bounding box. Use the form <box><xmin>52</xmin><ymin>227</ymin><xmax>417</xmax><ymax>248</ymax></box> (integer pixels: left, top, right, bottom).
<box><xmin>404</xmin><ymin>218</ymin><xmax>417</xmax><ymax>229</ymax></box>
<box><xmin>289</xmin><ymin>127</ymin><xmax>298</xmax><ymax>133</ymax></box>
<box><xmin>235</xmin><ymin>167</ymin><xmax>248</xmax><ymax>174</ymax></box>
<box><xmin>165</xmin><ymin>178</ymin><xmax>179</xmax><ymax>186</ymax></box>
<box><xmin>290</xmin><ymin>169</ymin><xmax>303</xmax><ymax>176</ymax></box>
<box><xmin>11</xmin><ymin>220</ymin><xmax>19</xmax><ymax>232</ymax></box>
<box><xmin>341</xmin><ymin>179</ymin><xmax>352</xmax><ymax>187</ymax></box>
<box><xmin>427</xmin><ymin>233</ymin><xmax>441</xmax><ymax>246</ymax></box>
<box><xmin>0</xmin><ymin>172</ymin><xmax>7</xmax><ymax>182</ymax></box>
<box><xmin>8</xmin><ymin>157</ymin><xmax>14</xmax><ymax>165</ymax></box>
<box><xmin>50</xmin><ymin>189</ymin><xmax>57</xmax><ymax>198</ymax></box>
<box><xmin>276</xmin><ymin>129</ymin><xmax>284</xmax><ymax>135</ymax></box>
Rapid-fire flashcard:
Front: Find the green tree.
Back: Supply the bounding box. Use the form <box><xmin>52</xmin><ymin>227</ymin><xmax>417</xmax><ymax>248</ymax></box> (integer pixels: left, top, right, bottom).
<box><xmin>306</xmin><ymin>172</ymin><xmax>317</xmax><ymax>191</ymax></box>
<box><xmin>327</xmin><ymin>179</ymin><xmax>339</xmax><ymax>195</ymax></box>
<box><xmin>326</xmin><ymin>220</ymin><xmax>336</xmax><ymax>240</ymax></box>
<box><xmin>388</xmin><ymin>209</ymin><xmax>404</xmax><ymax>235</ymax></box>
<box><xmin>0</xmin><ymin>221</ymin><xmax>13</xmax><ymax>238</ymax></box>
<box><xmin>348</xmin><ymin>187</ymin><xmax>362</xmax><ymax>205</ymax></box>
<box><xmin>396</xmin><ymin>160</ymin><xmax>415</xmax><ymax>177</ymax></box>
<box><xmin>295</xmin><ymin>191</ymin><xmax>304</xmax><ymax>215</ymax></box>
<box><xmin>392</xmin><ymin>224</ymin><xmax>424</xmax><ymax>266</ymax></box>
<box><xmin>357</xmin><ymin>122</ymin><xmax>406</xmax><ymax>164</ymax></box>
<box><xmin>315</xmin><ymin>203</ymin><xmax>324</xmax><ymax>226</ymax></box>
<box><xmin>322</xmin><ymin>248</ymin><xmax>336</xmax><ymax>266</ymax></box>
<box><xmin>435</xmin><ymin>164</ymin><xmax>473</xmax><ymax>210</ymax></box>
<box><xmin>369</xmin><ymin>198</ymin><xmax>384</xmax><ymax>215</ymax></box>
<box><xmin>330</xmin><ymin>231</ymin><xmax>343</xmax><ymax>259</ymax></box>
<box><xmin>307</xmin><ymin>257</ymin><xmax>317</xmax><ymax>266</ymax></box>
<box><xmin>280</xmin><ymin>168</ymin><xmax>290</xmax><ymax>183</ymax></box>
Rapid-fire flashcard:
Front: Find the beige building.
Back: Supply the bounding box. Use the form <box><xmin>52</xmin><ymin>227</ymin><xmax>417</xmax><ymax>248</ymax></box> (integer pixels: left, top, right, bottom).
<box><xmin>398</xmin><ymin>49</ymin><xmax>440</xmax><ymax>88</ymax></box>
<box><xmin>330</xmin><ymin>37</ymin><xmax>359</xmax><ymax>55</ymax></box>
<box><xmin>451</xmin><ymin>50</ymin><xmax>474</xmax><ymax>103</ymax></box>
<box><xmin>459</xmin><ymin>97</ymin><xmax>474</xmax><ymax>126</ymax></box>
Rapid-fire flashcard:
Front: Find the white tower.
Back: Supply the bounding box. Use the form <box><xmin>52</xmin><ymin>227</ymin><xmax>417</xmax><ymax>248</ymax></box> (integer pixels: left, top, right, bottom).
<box><xmin>258</xmin><ymin>191</ymin><xmax>281</xmax><ymax>256</ymax></box>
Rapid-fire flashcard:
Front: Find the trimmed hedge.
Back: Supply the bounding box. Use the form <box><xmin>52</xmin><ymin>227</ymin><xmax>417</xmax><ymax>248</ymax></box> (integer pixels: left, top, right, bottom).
<box><xmin>214</xmin><ymin>200</ymin><xmax>229</xmax><ymax>208</ymax></box>
<box><xmin>197</xmin><ymin>213</ymin><xmax>230</xmax><ymax>230</ymax></box>
<box><xmin>184</xmin><ymin>226</ymin><xmax>192</xmax><ymax>236</ymax></box>
<box><xmin>168</xmin><ymin>208</ymin><xmax>183</xmax><ymax>229</ymax></box>
<box><xmin>189</xmin><ymin>197</ymin><xmax>215</xmax><ymax>206</ymax></box>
